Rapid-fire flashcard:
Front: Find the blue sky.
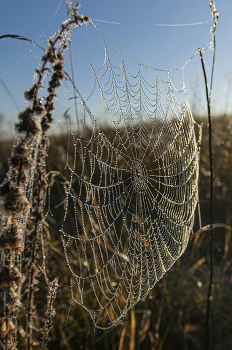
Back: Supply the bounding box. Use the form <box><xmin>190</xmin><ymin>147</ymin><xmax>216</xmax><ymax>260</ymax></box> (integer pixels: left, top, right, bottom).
<box><xmin>0</xmin><ymin>0</ymin><xmax>231</xmax><ymax>133</ymax></box>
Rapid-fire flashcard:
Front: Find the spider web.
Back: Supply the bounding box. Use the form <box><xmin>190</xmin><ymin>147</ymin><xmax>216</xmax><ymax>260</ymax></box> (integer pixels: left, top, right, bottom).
<box><xmin>60</xmin><ymin>41</ymin><xmax>202</xmax><ymax>329</ymax></box>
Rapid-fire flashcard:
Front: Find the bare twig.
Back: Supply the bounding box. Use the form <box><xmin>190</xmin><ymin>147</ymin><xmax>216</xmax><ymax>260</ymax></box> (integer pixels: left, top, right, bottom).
<box><xmin>0</xmin><ymin>34</ymin><xmax>45</xmax><ymax>52</ymax></box>
<box><xmin>199</xmin><ymin>46</ymin><xmax>214</xmax><ymax>350</ymax></box>
<box><xmin>40</xmin><ymin>277</ymin><xmax>59</xmax><ymax>350</ymax></box>
<box><xmin>199</xmin><ymin>2</ymin><xmax>219</xmax><ymax>349</ymax></box>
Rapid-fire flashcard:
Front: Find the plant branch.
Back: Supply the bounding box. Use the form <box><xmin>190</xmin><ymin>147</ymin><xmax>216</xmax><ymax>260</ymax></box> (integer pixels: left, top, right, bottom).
<box><xmin>199</xmin><ymin>46</ymin><xmax>214</xmax><ymax>350</ymax></box>
<box><xmin>199</xmin><ymin>3</ymin><xmax>218</xmax><ymax>349</ymax></box>
<box><xmin>0</xmin><ymin>5</ymin><xmax>89</xmax><ymax>349</ymax></box>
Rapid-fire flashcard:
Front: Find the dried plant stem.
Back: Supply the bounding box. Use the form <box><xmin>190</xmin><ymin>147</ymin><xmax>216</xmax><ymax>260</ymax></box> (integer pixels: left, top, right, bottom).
<box><xmin>199</xmin><ymin>47</ymin><xmax>214</xmax><ymax>350</ymax></box>
<box><xmin>40</xmin><ymin>277</ymin><xmax>59</xmax><ymax>350</ymax></box>
<box><xmin>198</xmin><ymin>3</ymin><xmax>219</xmax><ymax>349</ymax></box>
<box><xmin>68</xmin><ymin>40</ymin><xmax>79</xmax><ymax>130</ymax></box>
<box><xmin>0</xmin><ymin>34</ymin><xmax>45</xmax><ymax>52</ymax></box>
<box><xmin>199</xmin><ymin>3</ymin><xmax>218</xmax><ymax>349</ymax></box>
<box><xmin>0</xmin><ymin>4</ymin><xmax>89</xmax><ymax>349</ymax></box>
<box><xmin>129</xmin><ymin>308</ymin><xmax>136</xmax><ymax>350</ymax></box>
<box><xmin>25</xmin><ymin>146</ymin><xmax>47</xmax><ymax>349</ymax></box>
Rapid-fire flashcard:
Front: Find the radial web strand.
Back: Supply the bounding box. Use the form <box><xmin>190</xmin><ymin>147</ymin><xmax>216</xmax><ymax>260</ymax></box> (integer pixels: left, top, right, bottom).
<box><xmin>60</xmin><ymin>45</ymin><xmax>202</xmax><ymax>328</ymax></box>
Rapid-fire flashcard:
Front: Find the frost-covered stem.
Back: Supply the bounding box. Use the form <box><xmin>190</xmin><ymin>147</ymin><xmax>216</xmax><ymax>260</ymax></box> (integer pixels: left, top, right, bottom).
<box><xmin>40</xmin><ymin>277</ymin><xmax>59</xmax><ymax>350</ymax></box>
<box><xmin>26</xmin><ymin>236</ymin><xmax>39</xmax><ymax>350</ymax></box>
<box><xmin>25</xmin><ymin>135</ymin><xmax>50</xmax><ymax>349</ymax></box>
<box><xmin>0</xmin><ymin>3</ymin><xmax>89</xmax><ymax>349</ymax></box>
<box><xmin>25</xmin><ymin>7</ymin><xmax>89</xmax><ymax>349</ymax></box>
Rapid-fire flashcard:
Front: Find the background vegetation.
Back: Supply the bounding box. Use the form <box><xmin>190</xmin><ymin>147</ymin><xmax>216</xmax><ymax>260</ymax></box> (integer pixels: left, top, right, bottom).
<box><xmin>0</xmin><ymin>113</ymin><xmax>232</xmax><ymax>350</ymax></box>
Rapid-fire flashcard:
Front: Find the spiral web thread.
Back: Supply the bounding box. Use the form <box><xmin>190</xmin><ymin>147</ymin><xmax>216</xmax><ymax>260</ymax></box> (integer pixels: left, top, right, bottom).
<box><xmin>61</xmin><ymin>42</ymin><xmax>202</xmax><ymax>329</ymax></box>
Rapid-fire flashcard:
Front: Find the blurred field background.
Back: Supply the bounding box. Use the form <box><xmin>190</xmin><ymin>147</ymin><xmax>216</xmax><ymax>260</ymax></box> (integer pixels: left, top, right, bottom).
<box><xmin>0</xmin><ymin>112</ymin><xmax>231</xmax><ymax>350</ymax></box>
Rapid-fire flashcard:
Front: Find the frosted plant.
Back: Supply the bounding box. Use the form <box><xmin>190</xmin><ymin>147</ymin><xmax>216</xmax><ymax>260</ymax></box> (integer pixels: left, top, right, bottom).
<box><xmin>0</xmin><ymin>4</ymin><xmax>89</xmax><ymax>348</ymax></box>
